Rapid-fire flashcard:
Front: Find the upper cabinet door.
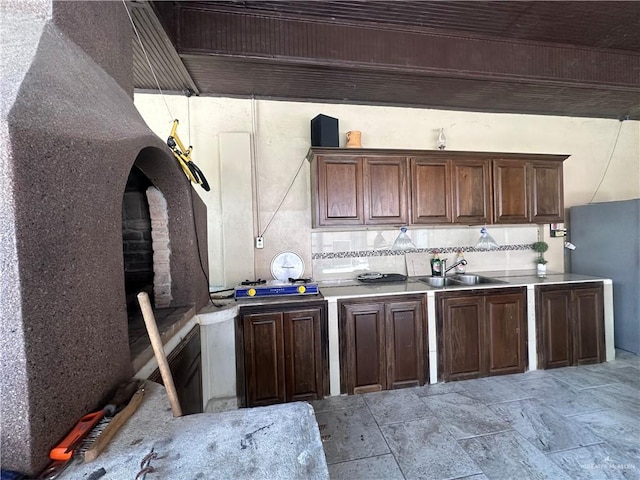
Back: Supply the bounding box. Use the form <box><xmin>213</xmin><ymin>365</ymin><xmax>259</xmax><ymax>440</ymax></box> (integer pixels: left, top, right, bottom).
<box><xmin>410</xmin><ymin>157</ymin><xmax>452</xmax><ymax>224</ymax></box>
<box><xmin>315</xmin><ymin>156</ymin><xmax>364</xmax><ymax>226</ymax></box>
<box><xmin>493</xmin><ymin>159</ymin><xmax>529</xmax><ymax>224</ymax></box>
<box><xmin>530</xmin><ymin>161</ymin><xmax>564</xmax><ymax>223</ymax></box>
<box><xmin>363</xmin><ymin>157</ymin><xmax>408</xmax><ymax>225</ymax></box>
<box><xmin>451</xmin><ymin>159</ymin><xmax>492</xmax><ymax>224</ymax></box>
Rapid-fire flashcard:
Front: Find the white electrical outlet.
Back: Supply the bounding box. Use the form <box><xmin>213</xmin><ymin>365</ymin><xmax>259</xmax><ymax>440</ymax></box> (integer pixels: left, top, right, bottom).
<box><xmin>256</xmin><ymin>236</ymin><xmax>264</xmax><ymax>249</ymax></box>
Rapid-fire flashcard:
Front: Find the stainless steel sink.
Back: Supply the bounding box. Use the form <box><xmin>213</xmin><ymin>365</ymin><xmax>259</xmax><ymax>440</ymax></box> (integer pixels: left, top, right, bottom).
<box><xmin>417</xmin><ymin>274</ymin><xmax>507</xmax><ymax>288</ymax></box>
<box><xmin>417</xmin><ymin>276</ymin><xmax>462</xmax><ymax>287</ymax></box>
<box><xmin>449</xmin><ymin>274</ymin><xmax>508</xmax><ymax>285</ymax></box>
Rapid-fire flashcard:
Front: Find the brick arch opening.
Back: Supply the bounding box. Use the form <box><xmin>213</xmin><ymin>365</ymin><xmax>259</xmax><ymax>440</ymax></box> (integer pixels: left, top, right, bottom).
<box><xmin>121</xmin><ymin>165</ymin><xmax>174</xmax><ymax>316</ymax></box>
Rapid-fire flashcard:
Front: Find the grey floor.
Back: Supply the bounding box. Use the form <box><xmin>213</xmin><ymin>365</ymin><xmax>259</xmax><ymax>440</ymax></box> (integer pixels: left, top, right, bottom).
<box><xmin>311</xmin><ymin>350</ymin><xmax>640</xmax><ymax>480</ymax></box>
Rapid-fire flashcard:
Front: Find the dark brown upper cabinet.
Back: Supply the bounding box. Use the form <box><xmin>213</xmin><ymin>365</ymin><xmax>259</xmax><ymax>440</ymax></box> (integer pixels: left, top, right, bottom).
<box><xmin>310</xmin><ymin>154</ymin><xmax>407</xmax><ymax>226</ymax></box>
<box><xmin>364</xmin><ymin>157</ymin><xmax>408</xmax><ymax>225</ymax></box>
<box><xmin>530</xmin><ymin>160</ymin><xmax>565</xmax><ymax>223</ymax></box>
<box><xmin>410</xmin><ymin>157</ymin><xmax>452</xmax><ymax>224</ymax></box>
<box><xmin>313</xmin><ymin>155</ymin><xmax>364</xmax><ymax>226</ymax></box>
<box><xmin>308</xmin><ymin>148</ymin><xmax>568</xmax><ymax>227</ymax></box>
<box><xmin>450</xmin><ymin>159</ymin><xmax>492</xmax><ymax>224</ymax></box>
<box><xmin>493</xmin><ymin>158</ymin><xmax>565</xmax><ymax>224</ymax></box>
<box><xmin>410</xmin><ymin>156</ymin><xmax>490</xmax><ymax>225</ymax></box>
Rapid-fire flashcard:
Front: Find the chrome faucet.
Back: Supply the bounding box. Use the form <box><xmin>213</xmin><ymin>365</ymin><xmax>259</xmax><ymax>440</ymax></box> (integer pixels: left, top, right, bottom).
<box><xmin>441</xmin><ymin>258</ymin><xmax>468</xmax><ymax>277</ymax></box>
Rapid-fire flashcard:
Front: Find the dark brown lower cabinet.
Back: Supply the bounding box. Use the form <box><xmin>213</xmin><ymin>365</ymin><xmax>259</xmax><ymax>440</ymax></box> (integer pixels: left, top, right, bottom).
<box><xmin>237</xmin><ymin>301</ymin><xmax>328</xmax><ymax>407</ymax></box>
<box><xmin>437</xmin><ymin>288</ymin><xmax>526</xmax><ymax>382</ymax></box>
<box><xmin>536</xmin><ymin>283</ymin><xmax>604</xmax><ymax>369</ymax></box>
<box><xmin>149</xmin><ymin>325</ymin><xmax>203</xmax><ymax>415</ymax></box>
<box><xmin>340</xmin><ymin>295</ymin><xmax>427</xmax><ymax>394</ymax></box>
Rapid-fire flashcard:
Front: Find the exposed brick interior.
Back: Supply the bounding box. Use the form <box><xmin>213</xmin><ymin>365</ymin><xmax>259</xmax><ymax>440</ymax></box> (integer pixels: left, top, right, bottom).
<box><xmin>122</xmin><ymin>166</ymin><xmax>155</xmax><ymax>310</ymax></box>
<box><xmin>147</xmin><ymin>186</ymin><xmax>173</xmax><ymax>308</ymax></box>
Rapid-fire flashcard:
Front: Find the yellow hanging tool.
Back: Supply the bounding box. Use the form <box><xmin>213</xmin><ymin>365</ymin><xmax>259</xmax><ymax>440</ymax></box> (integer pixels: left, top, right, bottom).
<box><xmin>167</xmin><ymin>119</ymin><xmax>210</xmax><ymax>191</ymax></box>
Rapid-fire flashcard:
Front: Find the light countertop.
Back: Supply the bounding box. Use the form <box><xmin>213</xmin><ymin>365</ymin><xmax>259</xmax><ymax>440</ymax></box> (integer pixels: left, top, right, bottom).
<box><xmin>318</xmin><ymin>270</ymin><xmax>610</xmax><ymax>300</ymax></box>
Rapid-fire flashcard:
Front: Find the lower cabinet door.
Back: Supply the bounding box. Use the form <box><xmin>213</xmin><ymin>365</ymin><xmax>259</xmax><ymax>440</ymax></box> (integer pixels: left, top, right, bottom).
<box><xmin>537</xmin><ymin>289</ymin><xmax>572</xmax><ymax>369</ymax></box>
<box><xmin>485</xmin><ymin>292</ymin><xmax>526</xmax><ymax>375</ymax></box>
<box><xmin>283</xmin><ymin>309</ymin><xmax>323</xmax><ymax>402</ymax></box>
<box><xmin>572</xmin><ymin>285</ymin><xmax>605</xmax><ymax>365</ymax></box>
<box><xmin>440</xmin><ymin>295</ymin><xmax>484</xmax><ymax>381</ymax></box>
<box><xmin>243</xmin><ymin>313</ymin><xmax>286</xmax><ymax>406</ymax></box>
<box><xmin>341</xmin><ymin>302</ymin><xmax>386</xmax><ymax>394</ymax></box>
<box><xmin>385</xmin><ymin>299</ymin><xmax>426</xmax><ymax>389</ymax></box>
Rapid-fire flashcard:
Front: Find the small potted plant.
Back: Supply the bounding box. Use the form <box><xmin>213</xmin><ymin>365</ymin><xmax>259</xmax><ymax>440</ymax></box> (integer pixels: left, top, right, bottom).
<box><xmin>532</xmin><ymin>241</ymin><xmax>549</xmax><ymax>275</ymax></box>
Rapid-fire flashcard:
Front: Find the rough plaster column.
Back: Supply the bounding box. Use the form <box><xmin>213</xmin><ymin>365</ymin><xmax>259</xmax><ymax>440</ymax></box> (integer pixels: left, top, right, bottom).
<box><xmin>1</xmin><ymin>2</ymin><xmax>205</xmax><ymax>475</ymax></box>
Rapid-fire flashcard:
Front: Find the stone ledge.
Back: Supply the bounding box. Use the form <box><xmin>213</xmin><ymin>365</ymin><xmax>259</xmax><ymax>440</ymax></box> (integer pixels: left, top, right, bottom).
<box><xmin>58</xmin><ymin>382</ymin><xmax>328</xmax><ymax>479</ymax></box>
<box><xmin>130</xmin><ymin>305</ymin><xmax>196</xmax><ymax>373</ymax></box>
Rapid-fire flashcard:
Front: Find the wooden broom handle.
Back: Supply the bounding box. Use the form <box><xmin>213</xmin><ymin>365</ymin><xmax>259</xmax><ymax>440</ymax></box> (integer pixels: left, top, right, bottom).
<box><xmin>137</xmin><ymin>292</ymin><xmax>183</xmax><ymax>417</ymax></box>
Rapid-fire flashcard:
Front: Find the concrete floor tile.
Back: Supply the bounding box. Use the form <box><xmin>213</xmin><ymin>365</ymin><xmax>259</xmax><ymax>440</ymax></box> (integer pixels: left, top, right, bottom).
<box><xmin>313</xmin><ymin>359</ymin><xmax>640</xmax><ymax>479</ymax></box>
<box><xmin>548</xmin><ymin>366</ymin><xmax>619</xmax><ymax>390</ymax></box>
<box><xmin>512</xmin><ymin>375</ymin><xmax>613</xmax><ymax>417</ymax></box>
<box><xmin>571</xmin><ymin>409</ymin><xmax>640</xmax><ymax>460</ymax></box>
<box><xmin>547</xmin><ymin>443</ymin><xmax>640</xmax><ymax>480</ymax></box>
<box><xmin>414</xmin><ymin>381</ymin><xmax>467</xmax><ymax>397</ymax></box>
<box><xmin>460</xmin><ymin>430</ymin><xmax>573</xmax><ymax>480</ymax></box>
<box><xmin>503</xmin><ymin>369</ymin><xmax>552</xmax><ymax>382</ymax></box>
<box><xmin>512</xmin><ymin>373</ymin><xmax>579</xmax><ymax>396</ymax></box>
<box><xmin>310</xmin><ymin>393</ymin><xmax>366</xmax><ymax>413</ymax></box>
<box><xmin>381</xmin><ymin>417</ymin><xmax>482</xmax><ymax>480</ymax></box>
<box><xmin>460</xmin><ymin>375</ymin><xmax>532</xmax><ymax>405</ymax></box>
<box><xmin>328</xmin><ymin>454</ymin><xmax>405</xmax><ymax>480</ymax></box>
<box><xmin>585</xmin><ymin>383</ymin><xmax>640</xmax><ymax>417</ymax></box>
<box><xmin>315</xmin><ymin>406</ymin><xmax>390</xmax><ymax>464</ymax></box>
<box><xmin>420</xmin><ymin>392</ymin><xmax>511</xmax><ymax>440</ymax></box>
<box><xmin>597</xmin><ymin>367</ymin><xmax>640</xmax><ymax>389</ymax></box>
<box><xmin>489</xmin><ymin>398</ymin><xmax>603</xmax><ymax>453</ymax></box>
<box><xmin>363</xmin><ymin>388</ymin><xmax>434</xmax><ymax>426</ymax></box>
<box><xmin>585</xmin><ymin>360</ymin><xmax>640</xmax><ymax>373</ymax></box>
<box><xmin>615</xmin><ymin>350</ymin><xmax>640</xmax><ymax>367</ymax></box>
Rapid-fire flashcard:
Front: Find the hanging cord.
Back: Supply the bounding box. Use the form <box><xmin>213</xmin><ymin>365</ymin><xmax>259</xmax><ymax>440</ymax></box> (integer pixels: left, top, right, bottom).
<box><xmin>588</xmin><ymin>119</ymin><xmax>625</xmax><ymax>204</ymax></box>
<box><xmin>259</xmin><ymin>155</ymin><xmax>307</xmax><ymax>237</ymax></box>
<box><xmin>123</xmin><ymin>0</ymin><xmax>173</xmax><ymax>122</ymax></box>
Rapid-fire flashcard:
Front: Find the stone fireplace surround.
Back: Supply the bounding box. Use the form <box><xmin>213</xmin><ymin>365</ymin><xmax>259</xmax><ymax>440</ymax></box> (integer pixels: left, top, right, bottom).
<box><xmin>1</xmin><ymin>2</ymin><xmax>208</xmax><ymax>475</ymax></box>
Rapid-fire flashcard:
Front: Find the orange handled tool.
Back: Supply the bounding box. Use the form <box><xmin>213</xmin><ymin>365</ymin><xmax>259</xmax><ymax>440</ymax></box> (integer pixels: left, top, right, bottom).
<box><xmin>49</xmin><ymin>410</ymin><xmax>105</xmax><ymax>461</ymax></box>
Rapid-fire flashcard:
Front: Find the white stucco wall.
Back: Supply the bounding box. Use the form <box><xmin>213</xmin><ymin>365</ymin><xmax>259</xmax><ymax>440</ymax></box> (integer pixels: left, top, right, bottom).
<box><xmin>134</xmin><ymin>94</ymin><xmax>640</xmax><ymax>288</ymax></box>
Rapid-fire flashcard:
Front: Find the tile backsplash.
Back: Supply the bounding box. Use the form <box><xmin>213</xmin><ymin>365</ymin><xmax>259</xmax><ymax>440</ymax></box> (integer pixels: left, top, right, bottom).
<box><xmin>311</xmin><ymin>225</ymin><xmax>540</xmax><ymax>280</ymax></box>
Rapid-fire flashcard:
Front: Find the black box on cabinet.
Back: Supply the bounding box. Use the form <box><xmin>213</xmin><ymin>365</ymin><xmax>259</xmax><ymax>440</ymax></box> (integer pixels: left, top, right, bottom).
<box><xmin>311</xmin><ymin>114</ymin><xmax>339</xmax><ymax>147</ymax></box>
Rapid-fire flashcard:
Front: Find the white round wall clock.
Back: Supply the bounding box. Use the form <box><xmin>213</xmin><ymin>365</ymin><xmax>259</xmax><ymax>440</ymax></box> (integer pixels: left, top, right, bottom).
<box><xmin>270</xmin><ymin>251</ymin><xmax>305</xmax><ymax>281</ymax></box>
